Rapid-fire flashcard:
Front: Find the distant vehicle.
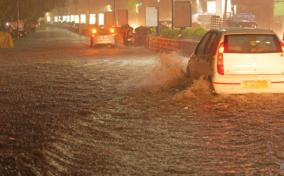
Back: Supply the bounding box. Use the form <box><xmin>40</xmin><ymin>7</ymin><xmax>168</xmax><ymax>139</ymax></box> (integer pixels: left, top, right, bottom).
<box><xmin>90</xmin><ymin>26</ymin><xmax>116</xmax><ymax>48</ymax></box>
<box><xmin>187</xmin><ymin>28</ymin><xmax>284</xmax><ymax>94</ymax></box>
<box><xmin>5</xmin><ymin>20</ymin><xmax>26</xmax><ymax>38</ymax></box>
<box><xmin>226</xmin><ymin>13</ymin><xmax>257</xmax><ymax>28</ymax></box>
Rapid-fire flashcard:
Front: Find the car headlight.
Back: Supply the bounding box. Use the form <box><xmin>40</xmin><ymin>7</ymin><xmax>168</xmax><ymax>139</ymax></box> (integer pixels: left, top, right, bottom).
<box><xmin>110</xmin><ymin>28</ymin><xmax>115</xmax><ymax>34</ymax></box>
<box><xmin>92</xmin><ymin>29</ymin><xmax>97</xmax><ymax>34</ymax></box>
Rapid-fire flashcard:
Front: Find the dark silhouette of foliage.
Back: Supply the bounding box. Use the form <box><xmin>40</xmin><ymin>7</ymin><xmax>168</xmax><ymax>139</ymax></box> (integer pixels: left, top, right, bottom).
<box><xmin>0</xmin><ymin>0</ymin><xmax>66</xmax><ymax>22</ymax></box>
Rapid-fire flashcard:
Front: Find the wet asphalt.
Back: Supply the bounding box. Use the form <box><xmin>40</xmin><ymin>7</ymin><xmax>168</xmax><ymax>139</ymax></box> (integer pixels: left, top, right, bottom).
<box><xmin>0</xmin><ymin>27</ymin><xmax>284</xmax><ymax>176</ymax></box>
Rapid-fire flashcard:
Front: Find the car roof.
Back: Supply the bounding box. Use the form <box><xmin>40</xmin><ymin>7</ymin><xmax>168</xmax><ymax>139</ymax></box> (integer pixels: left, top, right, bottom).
<box><xmin>210</xmin><ymin>28</ymin><xmax>276</xmax><ymax>35</ymax></box>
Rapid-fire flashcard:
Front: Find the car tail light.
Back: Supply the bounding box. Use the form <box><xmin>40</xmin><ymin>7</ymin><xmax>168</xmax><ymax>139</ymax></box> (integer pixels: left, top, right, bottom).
<box><xmin>92</xmin><ymin>29</ymin><xmax>97</xmax><ymax>34</ymax></box>
<box><xmin>281</xmin><ymin>42</ymin><xmax>284</xmax><ymax>52</ymax></box>
<box><xmin>110</xmin><ymin>28</ymin><xmax>115</xmax><ymax>34</ymax></box>
<box><xmin>217</xmin><ymin>43</ymin><xmax>224</xmax><ymax>75</ymax></box>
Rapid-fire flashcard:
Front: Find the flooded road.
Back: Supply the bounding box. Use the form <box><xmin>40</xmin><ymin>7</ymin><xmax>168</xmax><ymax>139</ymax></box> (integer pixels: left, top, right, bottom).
<box><xmin>0</xmin><ymin>27</ymin><xmax>284</xmax><ymax>175</ymax></box>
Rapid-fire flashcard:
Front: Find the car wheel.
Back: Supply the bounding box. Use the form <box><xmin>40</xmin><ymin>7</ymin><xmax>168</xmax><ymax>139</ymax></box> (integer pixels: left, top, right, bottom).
<box><xmin>207</xmin><ymin>76</ymin><xmax>217</xmax><ymax>95</ymax></box>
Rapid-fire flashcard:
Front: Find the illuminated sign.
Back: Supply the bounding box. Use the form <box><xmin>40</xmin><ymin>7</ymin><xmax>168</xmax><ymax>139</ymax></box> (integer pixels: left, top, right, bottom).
<box><xmin>66</xmin><ymin>16</ymin><xmax>70</xmax><ymax>22</ymax></box>
<box><xmin>46</xmin><ymin>16</ymin><xmax>51</xmax><ymax>22</ymax></box>
<box><xmin>63</xmin><ymin>16</ymin><xmax>67</xmax><ymax>22</ymax></box>
<box><xmin>54</xmin><ymin>16</ymin><xmax>59</xmax><ymax>22</ymax></box>
<box><xmin>207</xmin><ymin>1</ymin><xmax>216</xmax><ymax>14</ymax></box>
<box><xmin>146</xmin><ymin>7</ymin><xmax>158</xmax><ymax>27</ymax></box>
<box><xmin>274</xmin><ymin>1</ymin><xmax>284</xmax><ymax>16</ymax></box>
<box><xmin>75</xmin><ymin>15</ymin><xmax>80</xmax><ymax>24</ymax></box>
<box><xmin>71</xmin><ymin>15</ymin><xmax>75</xmax><ymax>22</ymax></box>
<box><xmin>80</xmin><ymin>14</ymin><xmax>87</xmax><ymax>24</ymax></box>
<box><xmin>98</xmin><ymin>13</ymin><xmax>104</xmax><ymax>25</ymax></box>
<box><xmin>90</xmin><ymin>14</ymin><xmax>96</xmax><ymax>24</ymax></box>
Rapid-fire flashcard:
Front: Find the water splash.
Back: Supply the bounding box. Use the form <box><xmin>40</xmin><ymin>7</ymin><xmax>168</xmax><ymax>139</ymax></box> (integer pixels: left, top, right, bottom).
<box><xmin>138</xmin><ymin>52</ymin><xmax>187</xmax><ymax>92</ymax></box>
<box><xmin>173</xmin><ymin>78</ymin><xmax>213</xmax><ymax>101</ymax></box>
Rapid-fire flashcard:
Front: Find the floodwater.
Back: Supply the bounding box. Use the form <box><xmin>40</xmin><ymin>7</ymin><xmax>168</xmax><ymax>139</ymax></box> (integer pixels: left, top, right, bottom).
<box><xmin>0</xmin><ymin>27</ymin><xmax>283</xmax><ymax>175</ymax></box>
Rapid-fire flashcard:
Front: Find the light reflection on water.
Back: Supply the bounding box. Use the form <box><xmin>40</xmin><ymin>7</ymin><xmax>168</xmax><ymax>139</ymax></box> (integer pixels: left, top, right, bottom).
<box><xmin>43</xmin><ymin>52</ymin><xmax>284</xmax><ymax>175</ymax></box>
<box><xmin>0</xmin><ymin>42</ymin><xmax>284</xmax><ymax>175</ymax></box>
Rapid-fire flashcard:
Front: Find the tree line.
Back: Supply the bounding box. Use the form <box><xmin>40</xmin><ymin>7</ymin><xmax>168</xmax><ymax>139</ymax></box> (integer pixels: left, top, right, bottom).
<box><xmin>0</xmin><ymin>0</ymin><xmax>66</xmax><ymax>23</ymax></box>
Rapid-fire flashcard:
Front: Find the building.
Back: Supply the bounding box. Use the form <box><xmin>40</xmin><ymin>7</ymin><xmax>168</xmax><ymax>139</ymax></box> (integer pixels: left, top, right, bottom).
<box><xmin>55</xmin><ymin>0</ymin><xmax>284</xmax><ymax>30</ymax></box>
<box><xmin>51</xmin><ymin>0</ymin><xmax>198</xmax><ymax>28</ymax></box>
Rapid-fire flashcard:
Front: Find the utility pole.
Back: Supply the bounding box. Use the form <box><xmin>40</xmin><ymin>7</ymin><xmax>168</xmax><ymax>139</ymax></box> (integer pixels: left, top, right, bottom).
<box><xmin>172</xmin><ymin>0</ymin><xmax>174</xmax><ymax>29</ymax></box>
<box><xmin>88</xmin><ymin>0</ymin><xmax>90</xmax><ymax>14</ymax></box>
<box><xmin>88</xmin><ymin>0</ymin><xmax>90</xmax><ymax>25</ymax></box>
<box><xmin>223</xmin><ymin>0</ymin><xmax>228</xmax><ymax>20</ymax></box>
<box><xmin>113</xmin><ymin>0</ymin><xmax>116</xmax><ymax>27</ymax></box>
<box><xmin>17</xmin><ymin>0</ymin><xmax>20</xmax><ymax>38</ymax></box>
<box><xmin>156</xmin><ymin>0</ymin><xmax>160</xmax><ymax>34</ymax></box>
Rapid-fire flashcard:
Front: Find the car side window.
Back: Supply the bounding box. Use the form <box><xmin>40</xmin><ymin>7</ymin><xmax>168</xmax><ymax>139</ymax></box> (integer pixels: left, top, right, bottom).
<box><xmin>195</xmin><ymin>32</ymin><xmax>211</xmax><ymax>56</ymax></box>
<box><xmin>205</xmin><ymin>32</ymin><xmax>218</xmax><ymax>55</ymax></box>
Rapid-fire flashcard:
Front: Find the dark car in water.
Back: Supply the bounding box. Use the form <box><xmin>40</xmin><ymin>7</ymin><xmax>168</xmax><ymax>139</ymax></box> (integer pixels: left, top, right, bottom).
<box><xmin>226</xmin><ymin>13</ymin><xmax>257</xmax><ymax>28</ymax></box>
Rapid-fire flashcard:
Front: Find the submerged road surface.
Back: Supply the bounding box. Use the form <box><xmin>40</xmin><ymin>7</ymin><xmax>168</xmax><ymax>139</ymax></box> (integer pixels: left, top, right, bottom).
<box><xmin>0</xmin><ymin>27</ymin><xmax>284</xmax><ymax>175</ymax></box>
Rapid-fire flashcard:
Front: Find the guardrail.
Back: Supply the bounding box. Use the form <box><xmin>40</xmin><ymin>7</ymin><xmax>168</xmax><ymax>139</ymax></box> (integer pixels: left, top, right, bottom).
<box><xmin>148</xmin><ymin>36</ymin><xmax>198</xmax><ymax>55</ymax></box>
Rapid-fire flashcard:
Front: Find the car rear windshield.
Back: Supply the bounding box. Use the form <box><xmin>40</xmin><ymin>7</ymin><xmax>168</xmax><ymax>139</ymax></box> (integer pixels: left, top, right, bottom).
<box><xmin>224</xmin><ymin>34</ymin><xmax>282</xmax><ymax>53</ymax></box>
<box><xmin>97</xmin><ymin>28</ymin><xmax>112</xmax><ymax>35</ymax></box>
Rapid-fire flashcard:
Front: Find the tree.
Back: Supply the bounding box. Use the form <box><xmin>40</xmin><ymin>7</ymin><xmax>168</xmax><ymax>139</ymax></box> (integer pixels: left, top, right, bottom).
<box><xmin>0</xmin><ymin>0</ymin><xmax>17</xmax><ymax>22</ymax></box>
<box><xmin>0</xmin><ymin>0</ymin><xmax>66</xmax><ymax>22</ymax></box>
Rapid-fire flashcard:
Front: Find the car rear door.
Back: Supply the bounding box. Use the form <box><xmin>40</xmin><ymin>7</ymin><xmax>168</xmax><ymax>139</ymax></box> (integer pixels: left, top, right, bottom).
<box><xmin>189</xmin><ymin>31</ymin><xmax>219</xmax><ymax>79</ymax></box>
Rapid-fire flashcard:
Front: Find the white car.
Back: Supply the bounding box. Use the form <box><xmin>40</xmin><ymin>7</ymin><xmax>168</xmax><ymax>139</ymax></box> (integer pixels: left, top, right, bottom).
<box><xmin>187</xmin><ymin>28</ymin><xmax>284</xmax><ymax>94</ymax></box>
<box><xmin>90</xmin><ymin>27</ymin><xmax>116</xmax><ymax>48</ymax></box>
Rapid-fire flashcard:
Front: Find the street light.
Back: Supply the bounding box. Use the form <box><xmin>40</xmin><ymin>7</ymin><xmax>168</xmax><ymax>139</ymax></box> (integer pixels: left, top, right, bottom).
<box><xmin>135</xmin><ymin>2</ymin><xmax>142</xmax><ymax>14</ymax></box>
<box><xmin>113</xmin><ymin>0</ymin><xmax>116</xmax><ymax>27</ymax></box>
<box><xmin>157</xmin><ymin>0</ymin><xmax>160</xmax><ymax>34</ymax></box>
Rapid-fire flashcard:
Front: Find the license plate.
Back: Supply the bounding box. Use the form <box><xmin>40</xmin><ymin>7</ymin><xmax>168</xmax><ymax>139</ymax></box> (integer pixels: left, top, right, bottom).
<box><xmin>241</xmin><ymin>80</ymin><xmax>270</xmax><ymax>89</ymax></box>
